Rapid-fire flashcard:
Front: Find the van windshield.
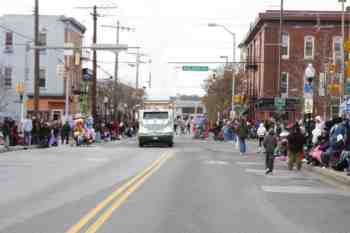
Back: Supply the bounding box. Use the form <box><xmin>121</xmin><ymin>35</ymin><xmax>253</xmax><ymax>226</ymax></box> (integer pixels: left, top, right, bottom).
<box><xmin>143</xmin><ymin>112</ymin><xmax>169</xmax><ymax>120</ymax></box>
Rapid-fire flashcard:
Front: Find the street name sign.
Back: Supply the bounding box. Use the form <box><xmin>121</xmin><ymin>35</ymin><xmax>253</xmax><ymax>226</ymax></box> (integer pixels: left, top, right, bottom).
<box><xmin>182</xmin><ymin>66</ymin><xmax>209</xmax><ymax>72</ymax></box>
<box><xmin>304</xmin><ymin>98</ymin><xmax>313</xmax><ymax>114</ymax></box>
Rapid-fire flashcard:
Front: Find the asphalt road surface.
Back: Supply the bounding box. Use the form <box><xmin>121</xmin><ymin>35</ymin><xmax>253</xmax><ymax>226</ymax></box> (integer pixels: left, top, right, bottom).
<box><xmin>1</xmin><ymin>136</ymin><xmax>350</xmax><ymax>233</ymax></box>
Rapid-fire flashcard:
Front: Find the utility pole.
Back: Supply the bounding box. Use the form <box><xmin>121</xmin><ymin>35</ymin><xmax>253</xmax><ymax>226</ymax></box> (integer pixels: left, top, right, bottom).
<box><xmin>75</xmin><ymin>4</ymin><xmax>117</xmax><ymax>122</ymax></box>
<box><xmin>148</xmin><ymin>59</ymin><xmax>152</xmax><ymax>88</ymax></box>
<box><xmin>114</xmin><ymin>21</ymin><xmax>120</xmax><ymax>120</ymax></box>
<box><xmin>101</xmin><ymin>21</ymin><xmax>134</xmax><ymax>119</ymax></box>
<box><xmin>115</xmin><ymin>21</ymin><xmax>120</xmax><ymax>84</ymax></box>
<box><xmin>91</xmin><ymin>5</ymin><xmax>98</xmax><ymax>120</ymax></box>
<box><xmin>278</xmin><ymin>0</ymin><xmax>284</xmax><ymax>97</ymax></box>
<box><xmin>127</xmin><ymin>50</ymin><xmax>149</xmax><ymax>89</ymax></box>
<box><xmin>136</xmin><ymin>47</ymin><xmax>140</xmax><ymax>89</ymax></box>
<box><xmin>341</xmin><ymin>0</ymin><xmax>346</xmax><ymax>104</ymax></box>
<box><xmin>33</xmin><ymin>0</ymin><xmax>40</xmax><ymax>116</ymax></box>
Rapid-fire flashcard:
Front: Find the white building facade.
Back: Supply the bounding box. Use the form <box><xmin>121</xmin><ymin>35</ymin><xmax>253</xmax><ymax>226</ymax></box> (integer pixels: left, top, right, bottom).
<box><xmin>0</xmin><ymin>14</ymin><xmax>85</xmax><ymax>121</ymax></box>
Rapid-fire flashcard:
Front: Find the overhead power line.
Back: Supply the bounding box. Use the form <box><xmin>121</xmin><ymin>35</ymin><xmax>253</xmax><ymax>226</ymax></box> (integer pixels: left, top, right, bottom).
<box><xmin>0</xmin><ymin>24</ymin><xmax>33</xmax><ymax>41</ymax></box>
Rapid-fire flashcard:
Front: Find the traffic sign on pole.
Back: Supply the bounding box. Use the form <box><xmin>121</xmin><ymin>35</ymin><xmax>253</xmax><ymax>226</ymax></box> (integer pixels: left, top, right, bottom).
<box><xmin>304</xmin><ymin>98</ymin><xmax>313</xmax><ymax>114</ymax></box>
<box><xmin>182</xmin><ymin>66</ymin><xmax>209</xmax><ymax>72</ymax></box>
<box><xmin>274</xmin><ymin>97</ymin><xmax>285</xmax><ymax>110</ymax></box>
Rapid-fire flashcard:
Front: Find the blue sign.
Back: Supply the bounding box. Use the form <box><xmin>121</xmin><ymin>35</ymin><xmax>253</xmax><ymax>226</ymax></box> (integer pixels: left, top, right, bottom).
<box><xmin>304</xmin><ymin>83</ymin><xmax>313</xmax><ymax>93</ymax></box>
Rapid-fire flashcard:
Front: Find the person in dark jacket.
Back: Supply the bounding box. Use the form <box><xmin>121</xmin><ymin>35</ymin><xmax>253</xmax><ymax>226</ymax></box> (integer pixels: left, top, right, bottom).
<box><xmin>61</xmin><ymin>121</ymin><xmax>71</xmax><ymax>144</ymax></box>
<box><xmin>1</xmin><ymin>119</ymin><xmax>11</xmax><ymax>148</ymax></box>
<box><xmin>263</xmin><ymin>129</ymin><xmax>278</xmax><ymax>174</ymax></box>
<box><xmin>287</xmin><ymin>123</ymin><xmax>306</xmax><ymax>170</ymax></box>
<box><xmin>39</xmin><ymin>122</ymin><xmax>51</xmax><ymax>148</ymax></box>
<box><xmin>237</xmin><ymin>118</ymin><xmax>249</xmax><ymax>155</ymax></box>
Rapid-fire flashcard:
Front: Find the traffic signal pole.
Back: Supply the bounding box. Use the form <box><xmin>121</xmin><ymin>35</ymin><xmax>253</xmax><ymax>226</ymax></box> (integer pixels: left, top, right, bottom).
<box><xmin>33</xmin><ymin>0</ymin><xmax>40</xmax><ymax>116</ymax></box>
<box><xmin>341</xmin><ymin>0</ymin><xmax>346</xmax><ymax>103</ymax></box>
<box><xmin>92</xmin><ymin>5</ymin><xmax>98</xmax><ymax>121</ymax></box>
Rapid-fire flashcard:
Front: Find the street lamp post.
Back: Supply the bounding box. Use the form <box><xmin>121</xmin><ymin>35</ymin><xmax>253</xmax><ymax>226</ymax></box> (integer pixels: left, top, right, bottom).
<box><xmin>208</xmin><ymin>23</ymin><xmax>236</xmax><ymax>117</ymax></box>
<box><xmin>220</xmin><ymin>55</ymin><xmax>229</xmax><ymax>68</ymax></box>
<box><xmin>340</xmin><ymin>0</ymin><xmax>347</xmax><ymax>104</ymax></box>
<box><xmin>15</xmin><ymin>83</ymin><xmax>24</xmax><ymax>122</ymax></box>
<box><xmin>104</xmin><ymin>96</ymin><xmax>108</xmax><ymax>124</ymax></box>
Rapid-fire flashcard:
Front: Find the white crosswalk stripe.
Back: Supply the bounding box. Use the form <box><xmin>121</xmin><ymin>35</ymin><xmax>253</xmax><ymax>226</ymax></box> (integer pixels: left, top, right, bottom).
<box><xmin>236</xmin><ymin>155</ymin><xmax>346</xmax><ymax>196</ymax></box>
<box><xmin>261</xmin><ymin>185</ymin><xmax>350</xmax><ymax>196</ymax></box>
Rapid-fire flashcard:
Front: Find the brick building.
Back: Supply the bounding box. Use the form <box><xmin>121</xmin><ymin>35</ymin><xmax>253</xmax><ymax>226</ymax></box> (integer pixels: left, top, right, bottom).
<box><xmin>240</xmin><ymin>10</ymin><xmax>348</xmax><ymax>122</ymax></box>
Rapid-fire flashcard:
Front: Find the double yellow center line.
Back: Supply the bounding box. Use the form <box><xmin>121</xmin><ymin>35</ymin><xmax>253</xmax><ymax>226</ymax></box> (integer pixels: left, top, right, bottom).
<box><xmin>66</xmin><ymin>151</ymin><xmax>174</xmax><ymax>233</ymax></box>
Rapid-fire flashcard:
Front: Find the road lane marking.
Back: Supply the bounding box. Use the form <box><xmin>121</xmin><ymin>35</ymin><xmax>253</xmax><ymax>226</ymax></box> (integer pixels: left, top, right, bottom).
<box><xmin>245</xmin><ymin>168</ymin><xmax>292</xmax><ymax>174</ymax></box>
<box><xmin>203</xmin><ymin>160</ymin><xmax>230</xmax><ymax>165</ymax></box>
<box><xmin>86</xmin><ymin>158</ymin><xmax>109</xmax><ymax>163</ymax></box>
<box><xmin>84</xmin><ymin>152</ymin><xmax>174</xmax><ymax>233</ymax></box>
<box><xmin>236</xmin><ymin>162</ymin><xmax>264</xmax><ymax>166</ymax></box>
<box><xmin>65</xmin><ymin>151</ymin><xmax>171</xmax><ymax>233</ymax></box>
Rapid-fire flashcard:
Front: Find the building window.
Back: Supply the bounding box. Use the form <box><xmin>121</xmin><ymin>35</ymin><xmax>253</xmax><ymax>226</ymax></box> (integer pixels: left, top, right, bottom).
<box><xmin>39</xmin><ymin>69</ymin><xmax>46</xmax><ymax>88</ymax></box>
<box><xmin>182</xmin><ymin>107</ymin><xmax>195</xmax><ymax>114</ymax></box>
<box><xmin>333</xmin><ymin>36</ymin><xmax>342</xmax><ymax>65</ymax></box>
<box><xmin>4</xmin><ymin>67</ymin><xmax>12</xmax><ymax>88</ymax></box>
<box><xmin>197</xmin><ymin>107</ymin><xmax>203</xmax><ymax>114</ymax></box>
<box><xmin>281</xmin><ymin>32</ymin><xmax>289</xmax><ymax>59</ymax></box>
<box><xmin>4</xmin><ymin>31</ymin><xmax>13</xmax><ymax>52</ymax></box>
<box><xmin>280</xmin><ymin>72</ymin><xmax>288</xmax><ymax>97</ymax></box>
<box><xmin>304</xmin><ymin>36</ymin><xmax>314</xmax><ymax>60</ymax></box>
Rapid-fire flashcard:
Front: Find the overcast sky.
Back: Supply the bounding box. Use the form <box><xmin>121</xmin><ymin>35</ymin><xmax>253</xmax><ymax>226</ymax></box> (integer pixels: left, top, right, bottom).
<box><xmin>0</xmin><ymin>0</ymin><xmax>342</xmax><ymax>99</ymax></box>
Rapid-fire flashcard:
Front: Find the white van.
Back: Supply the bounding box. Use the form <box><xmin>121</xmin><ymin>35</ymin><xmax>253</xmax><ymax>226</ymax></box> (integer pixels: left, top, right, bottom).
<box><xmin>138</xmin><ymin>109</ymin><xmax>174</xmax><ymax>147</ymax></box>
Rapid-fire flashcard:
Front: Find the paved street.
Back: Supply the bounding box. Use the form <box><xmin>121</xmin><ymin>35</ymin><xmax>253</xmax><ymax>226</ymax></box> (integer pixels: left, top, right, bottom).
<box><xmin>0</xmin><ymin>137</ymin><xmax>350</xmax><ymax>233</ymax></box>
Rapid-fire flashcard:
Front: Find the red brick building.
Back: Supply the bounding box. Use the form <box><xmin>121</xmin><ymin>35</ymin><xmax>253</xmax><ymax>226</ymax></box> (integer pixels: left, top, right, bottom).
<box><xmin>240</xmin><ymin>10</ymin><xmax>349</xmax><ymax>122</ymax></box>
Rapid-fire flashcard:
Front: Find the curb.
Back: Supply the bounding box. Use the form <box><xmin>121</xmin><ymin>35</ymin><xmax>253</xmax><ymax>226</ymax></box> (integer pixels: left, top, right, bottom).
<box><xmin>0</xmin><ymin>139</ymin><xmax>120</xmax><ymax>154</ymax></box>
<box><xmin>303</xmin><ymin>163</ymin><xmax>350</xmax><ymax>187</ymax></box>
<box><xmin>0</xmin><ymin>145</ymin><xmax>39</xmax><ymax>154</ymax></box>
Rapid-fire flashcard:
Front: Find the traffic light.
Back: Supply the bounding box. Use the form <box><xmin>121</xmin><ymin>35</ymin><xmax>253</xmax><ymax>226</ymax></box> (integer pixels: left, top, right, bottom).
<box><xmin>233</xmin><ymin>95</ymin><xmax>245</xmax><ymax>105</ymax></box>
<box><xmin>329</xmin><ymin>63</ymin><xmax>336</xmax><ymax>74</ymax></box>
<box><xmin>234</xmin><ymin>95</ymin><xmax>241</xmax><ymax>104</ymax></box>
<box><xmin>241</xmin><ymin>95</ymin><xmax>246</xmax><ymax>104</ymax></box>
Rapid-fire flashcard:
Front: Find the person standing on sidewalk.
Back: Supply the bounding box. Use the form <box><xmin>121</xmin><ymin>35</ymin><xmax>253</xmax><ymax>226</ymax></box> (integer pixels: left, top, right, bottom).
<box><xmin>237</xmin><ymin>118</ymin><xmax>249</xmax><ymax>155</ymax></box>
<box><xmin>257</xmin><ymin>123</ymin><xmax>267</xmax><ymax>153</ymax></box>
<box><xmin>22</xmin><ymin>115</ymin><xmax>33</xmax><ymax>146</ymax></box>
<box><xmin>263</xmin><ymin>129</ymin><xmax>278</xmax><ymax>175</ymax></box>
<box><xmin>287</xmin><ymin>123</ymin><xmax>306</xmax><ymax>171</ymax></box>
<box><xmin>61</xmin><ymin>120</ymin><xmax>71</xmax><ymax>144</ymax></box>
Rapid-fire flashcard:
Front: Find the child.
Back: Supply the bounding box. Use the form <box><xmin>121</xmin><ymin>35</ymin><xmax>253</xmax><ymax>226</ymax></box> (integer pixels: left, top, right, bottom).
<box><xmin>263</xmin><ymin>129</ymin><xmax>278</xmax><ymax>175</ymax></box>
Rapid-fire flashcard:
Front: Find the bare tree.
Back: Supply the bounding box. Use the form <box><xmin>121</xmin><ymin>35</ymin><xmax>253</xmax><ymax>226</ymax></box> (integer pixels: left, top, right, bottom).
<box><xmin>97</xmin><ymin>80</ymin><xmax>145</xmax><ymax>122</ymax></box>
<box><xmin>202</xmin><ymin>67</ymin><xmax>232</xmax><ymax>122</ymax></box>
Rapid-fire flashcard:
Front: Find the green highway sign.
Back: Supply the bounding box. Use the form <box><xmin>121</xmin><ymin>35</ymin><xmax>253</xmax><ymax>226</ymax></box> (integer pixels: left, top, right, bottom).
<box><xmin>182</xmin><ymin>66</ymin><xmax>209</xmax><ymax>72</ymax></box>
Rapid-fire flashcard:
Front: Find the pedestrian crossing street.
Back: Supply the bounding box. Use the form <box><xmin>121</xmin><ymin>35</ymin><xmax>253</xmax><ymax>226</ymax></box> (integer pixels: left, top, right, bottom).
<box><xmin>235</xmin><ymin>155</ymin><xmax>350</xmax><ymax>197</ymax></box>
